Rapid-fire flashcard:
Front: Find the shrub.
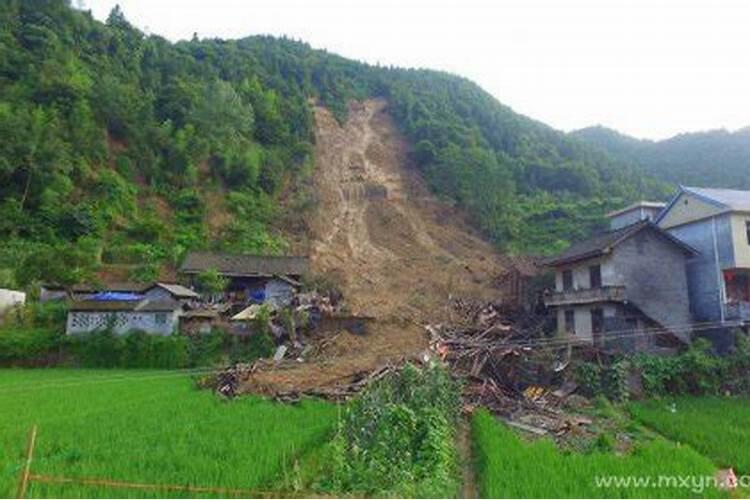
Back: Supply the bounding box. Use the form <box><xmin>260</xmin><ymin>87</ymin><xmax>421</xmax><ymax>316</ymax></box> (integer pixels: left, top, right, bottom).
<box><xmin>0</xmin><ymin>327</ymin><xmax>64</xmax><ymax>364</ymax></box>
<box><xmin>69</xmin><ymin>330</ymin><xmax>190</xmax><ymax>369</ymax></box>
<box><xmin>635</xmin><ymin>339</ymin><xmax>728</xmax><ymax>396</ymax></box>
<box><xmin>327</xmin><ymin>362</ymin><xmax>461</xmax><ymax>498</ymax></box>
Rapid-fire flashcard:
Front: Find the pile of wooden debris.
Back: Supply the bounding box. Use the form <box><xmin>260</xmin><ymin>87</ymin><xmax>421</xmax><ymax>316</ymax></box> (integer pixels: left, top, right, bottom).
<box><xmin>428</xmin><ymin>299</ymin><xmax>593</xmax><ymax>438</ymax></box>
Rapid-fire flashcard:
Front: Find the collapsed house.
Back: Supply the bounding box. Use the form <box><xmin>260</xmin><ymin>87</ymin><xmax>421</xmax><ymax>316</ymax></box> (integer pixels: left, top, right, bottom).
<box><xmin>543</xmin><ymin>204</ymin><xmax>697</xmax><ymax>353</ymax></box>
<box><xmin>179</xmin><ymin>251</ymin><xmax>309</xmax><ymax>307</ymax></box>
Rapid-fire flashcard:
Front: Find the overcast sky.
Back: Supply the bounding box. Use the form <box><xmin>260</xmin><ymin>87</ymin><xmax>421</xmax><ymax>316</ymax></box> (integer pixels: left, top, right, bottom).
<box><xmin>83</xmin><ymin>0</ymin><xmax>750</xmax><ymax>140</ymax></box>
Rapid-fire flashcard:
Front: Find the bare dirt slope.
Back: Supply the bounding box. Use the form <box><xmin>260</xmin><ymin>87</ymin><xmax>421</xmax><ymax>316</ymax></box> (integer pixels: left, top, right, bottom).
<box><xmin>241</xmin><ymin>99</ymin><xmax>507</xmax><ymax>395</ymax></box>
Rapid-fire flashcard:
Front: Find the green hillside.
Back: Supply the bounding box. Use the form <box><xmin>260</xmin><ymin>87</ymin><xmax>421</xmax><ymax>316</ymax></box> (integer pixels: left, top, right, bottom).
<box><xmin>0</xmin><ymin>0</ymin><xmax>669</xmax><ymax>289</ymax></box>
<box><xmin>572</xmin><ymin>125</ymin><xmax>750</xmax><ymax>190</ymax></box>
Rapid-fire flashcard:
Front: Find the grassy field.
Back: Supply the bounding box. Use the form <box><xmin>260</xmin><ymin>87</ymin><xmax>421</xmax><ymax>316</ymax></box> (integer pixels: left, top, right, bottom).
<box><xmin>0</xmin><ymin>369</ymin><xmax>337</xmax><ymax>498</ymax></box>
<box><xmin>471</xmin><ymin>409</ymin><xmax>724</xmax><ymax>498</ymax></box>
<box><xmin>630</xmin><ymin>396</ymin><xmax>750</xmax><ymax>474</ymax></box>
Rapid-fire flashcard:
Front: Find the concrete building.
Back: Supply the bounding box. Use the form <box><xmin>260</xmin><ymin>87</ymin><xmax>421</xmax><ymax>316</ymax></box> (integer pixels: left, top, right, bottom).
<box><xmin>607</xmin><ymin>201</ymin><xmax>666</xmax><ymax>230</ymax></box>
<box><xmin>655</xmin><ymin>186</ymin><xmax>750</xmax><ymax>328</ymax></box>
<box><xmin>66</xmin><ymin>298</ymin><xmax>183</xmax><ymax>335</ymax></box>
<box><xmin>544</xmin><ymin>220</ymin><xmax>696</xmax><ymax>352</ymax></box>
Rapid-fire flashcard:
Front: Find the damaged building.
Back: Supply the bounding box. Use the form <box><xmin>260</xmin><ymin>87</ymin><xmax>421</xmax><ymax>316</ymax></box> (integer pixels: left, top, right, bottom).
<box><xmin>179</xmin><ymin>251</ymin><xmax>309</xmax><ymax>307</ymax></box>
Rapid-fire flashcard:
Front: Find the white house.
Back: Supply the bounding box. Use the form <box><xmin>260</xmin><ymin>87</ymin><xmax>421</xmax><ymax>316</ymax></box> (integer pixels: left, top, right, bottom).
<box><xmin>0</xmin><ymin>289</ymin><xmax>25</xmax><ymax>316</ymax></box>
<box><xmin>66</xmin><ymin>299</ymin><xmax>183</xmax><ymax>336</ymax></box>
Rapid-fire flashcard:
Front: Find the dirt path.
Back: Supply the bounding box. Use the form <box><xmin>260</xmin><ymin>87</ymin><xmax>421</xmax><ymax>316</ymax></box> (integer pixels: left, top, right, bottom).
<box><xmin>457</xmin><ymin>417</ymin><xmax>479</xmax><ymax>499</ymax></box>
<box><xmin>241</xmin><ymin>99</ymin><xmax>507</xmax><ymax>395</ymax></box>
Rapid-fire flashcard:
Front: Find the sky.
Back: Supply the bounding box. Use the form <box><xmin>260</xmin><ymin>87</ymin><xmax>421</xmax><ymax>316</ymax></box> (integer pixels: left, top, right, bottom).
<box><xmin>82</xmin><ymin>0</ymin><xmax>750</xmax><ymax>140</ymax></box>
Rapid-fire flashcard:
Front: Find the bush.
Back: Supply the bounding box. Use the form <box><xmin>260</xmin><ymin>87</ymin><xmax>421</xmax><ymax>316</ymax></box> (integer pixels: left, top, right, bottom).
<box><xmin>327</xmin><ymin>362</ymin><xmax>461</xmax><ymax>498</ymax></box>
<box><xmin>0</xmin><ymin>327</ymin><xmax>64</xmax><ymax>364</ymax></box>
<box><xmin>636</xmin><ymin>339</ymin><xmax>727</xmax><ymax>396</ymax></box>
<box><xmin>69</xmin><ymin>330</ymin><xmax>189</xmax><ymax>369</ymax></box>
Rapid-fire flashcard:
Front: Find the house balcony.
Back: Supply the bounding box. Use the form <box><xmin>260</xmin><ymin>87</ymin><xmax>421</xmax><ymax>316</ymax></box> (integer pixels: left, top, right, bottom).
<box><xmin>724</xmin><ymin>301</ymin><xmax>750</xmax><ymax>323</ymax></box>
<box><xmin>544</xmin><ymin>286</ymin><xmax>627</xmax><ymax>307</ymax></box>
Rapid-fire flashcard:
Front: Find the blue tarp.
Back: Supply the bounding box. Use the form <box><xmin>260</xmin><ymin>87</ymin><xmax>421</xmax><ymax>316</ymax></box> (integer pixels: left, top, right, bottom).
<box><xmin>91</xmin><ymin>292</ymin><xmax>143</xmax><ymax>301</ymax></box>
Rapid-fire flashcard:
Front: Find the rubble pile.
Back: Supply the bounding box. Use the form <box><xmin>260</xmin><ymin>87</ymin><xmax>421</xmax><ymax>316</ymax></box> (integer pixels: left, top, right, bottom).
<box><xmin>429</xmin><ymin>299</ymin><xmax>592</xmax><ymax>438</ymax></box>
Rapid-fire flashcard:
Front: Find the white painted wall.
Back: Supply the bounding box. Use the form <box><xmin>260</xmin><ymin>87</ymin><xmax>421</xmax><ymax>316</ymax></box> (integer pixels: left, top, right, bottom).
<box><xmin>0</xmin><ymin>289</ymin><xmax>25</xmax><ymax>315</ymax></box>
<box><xmin>66</xmin><ymin>310</ymin><xmax>179</xmax><ymax>335</ymax></box>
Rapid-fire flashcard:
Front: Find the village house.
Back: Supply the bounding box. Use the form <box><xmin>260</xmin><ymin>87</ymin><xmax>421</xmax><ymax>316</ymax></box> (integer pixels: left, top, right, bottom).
<box><xmin>543</xmin><ymin>206</ymin><xmax>697</xmax><ymax>352</ymax></box>
<box><xmin>62</xmin><ymin>281</ymin><xmax>199</xmax><ymax>335</ymax></box>
<box><xmin>179</xmin><ymin>251</ymin><xmax>309</xmax><ymax>307</ymax></box>
<box><xmin>655</xmin><ymin>187</ymin><xmax>750</xmax><ymax>330</ymax></box>
<box><xmin>0</xmin><ymin>288</ymin><xmax>25</xmax><ymax>317</ymax></box>
<box><xmin>66</xmin><ymin>298</ymin><xmax>183</xmax><ymax>335</ymax></box>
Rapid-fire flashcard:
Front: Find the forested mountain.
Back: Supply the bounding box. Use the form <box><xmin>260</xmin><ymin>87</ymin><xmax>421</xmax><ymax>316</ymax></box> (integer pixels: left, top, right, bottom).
<box><xmin>0</xmin><ymin>0</ymin><xmax>668</xmax><ymax>288</ymax></box>
<box><xmin>572</xmin><ymin>126</ymin><xmax>750</xmax><ymax>190</ymax></box>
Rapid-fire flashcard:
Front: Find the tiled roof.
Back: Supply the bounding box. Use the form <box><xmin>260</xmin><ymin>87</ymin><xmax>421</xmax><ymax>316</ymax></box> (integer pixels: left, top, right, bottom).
<box><xmin>543</xmin><ymin>221</ymin><xmax>697</xmax><ymax>267</ymax></box>
<box><xmin>69</xmin><ymin>298</ymin><xmax>182</xmax><ymax>313</ymax></box>
<box><xmin>180</xmin><ymin>252</ymin><xmax>309</xmax><ymax>277</ymax></box>
<box><xmin>683</xmin><ymin>186</ymin><xmax>750</xmax><ymax>212</ymax></box>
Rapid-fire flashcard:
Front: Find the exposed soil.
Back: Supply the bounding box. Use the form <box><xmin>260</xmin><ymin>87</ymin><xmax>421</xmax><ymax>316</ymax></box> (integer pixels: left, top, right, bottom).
<box><xmin>241</xmin><ymin>99</ymin><xmax>507</xmax><ymax>395</ymax></box>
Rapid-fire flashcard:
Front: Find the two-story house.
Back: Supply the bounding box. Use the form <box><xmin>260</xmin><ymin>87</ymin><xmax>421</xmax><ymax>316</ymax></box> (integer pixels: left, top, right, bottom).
<box><xmin>544</xmin><ymin>207</ymin><xmax>697</xmax><ymax>352</ymax></box>
<box><xmin>655</xmin><ymin>186</ymin><xmax>750</xmax><ymax>329</ymax></box>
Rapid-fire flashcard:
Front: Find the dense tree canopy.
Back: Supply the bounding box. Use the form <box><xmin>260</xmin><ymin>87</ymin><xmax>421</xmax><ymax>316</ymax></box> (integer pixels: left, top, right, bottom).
<box><xmin>572</xmin><ymin>125</ymin><xmax>750</xmax><ymax>191</ymax></box>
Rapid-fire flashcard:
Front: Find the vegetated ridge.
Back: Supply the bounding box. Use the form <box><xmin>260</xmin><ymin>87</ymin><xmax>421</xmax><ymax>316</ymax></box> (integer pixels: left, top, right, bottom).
<box><xmin>572</xmin><ymin>125</ymin><xmax>750</xmax><ymax>190</ymax></box>
<box><xmin>0</xmin><ymin>0</ymin><xmax>676</xmax><ymax>293</ymax></box>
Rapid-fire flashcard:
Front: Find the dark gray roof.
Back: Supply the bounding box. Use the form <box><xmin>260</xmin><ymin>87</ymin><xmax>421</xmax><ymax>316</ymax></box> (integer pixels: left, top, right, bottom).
<box><xmin>543</xmin><ymin>221</ymin><xmax>697</xmax><ymax>267</ymax></box>
<box><xmin>69</xmin><ymin>298</ymin><xmax>182</xmax><ymax>313</ymax></box>
<box><xmin>683</xmin><ymin>186</ymin><xmax>750</xmax><ymax>212</ymax></box>
<box><xmin>69</xmin><ymin>300</ymin><xmax>139</xmax><ymax>312</ymax></box>
<box><xmin>179</xmin><ymin>252</ymin><xmax>309</xmax><ymax>277</ymax></box>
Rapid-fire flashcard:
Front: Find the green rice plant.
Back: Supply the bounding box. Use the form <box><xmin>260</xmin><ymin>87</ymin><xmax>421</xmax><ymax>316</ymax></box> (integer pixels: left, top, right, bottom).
<box><xmin>630</xmin><ymin>397</ymin><xmax>750</xmax><ymax>474</ymax></box>
<box><xmin>0</xmin><ymin>369</ymin><xmax>337</xmax><ymax>498</ymax></box>
<box><xmin>472</xmin><ymin>409</ymin><xmax>724</xmax><ymax>498</ymax></box>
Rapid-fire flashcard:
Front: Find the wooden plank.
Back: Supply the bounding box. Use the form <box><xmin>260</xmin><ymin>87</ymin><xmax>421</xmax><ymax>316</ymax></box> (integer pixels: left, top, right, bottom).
<box><xmin>16</xmin><ymin>424</ymin><xmax>37</xmax><ymax>499</ymax></box>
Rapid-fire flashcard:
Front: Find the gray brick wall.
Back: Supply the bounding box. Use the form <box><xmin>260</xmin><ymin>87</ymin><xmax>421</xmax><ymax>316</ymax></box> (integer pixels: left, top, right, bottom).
<box><xmin>610</xmin><ymin>229</ymin><xmax>692</xmax><ymax>341</ymax></box>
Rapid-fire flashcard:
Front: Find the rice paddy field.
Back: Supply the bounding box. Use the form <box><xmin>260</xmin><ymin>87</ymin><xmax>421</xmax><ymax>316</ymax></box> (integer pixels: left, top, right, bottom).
<box><xmin>0</xmin><ymin>369</ymin><xmax>337</xmax><ymax>498</ymax></box>
<box><xmin>629</xmin><ymin>396</ymin><xmax>750</xmax><ymax>474</ymax></box>
<box><xmin>471</xmin><ymin>409</ymin><xmax>725</xmax><ymax>498</ymax></box>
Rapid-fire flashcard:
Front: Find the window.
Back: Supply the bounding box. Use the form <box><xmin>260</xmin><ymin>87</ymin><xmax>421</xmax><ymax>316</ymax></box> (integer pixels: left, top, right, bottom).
<box><xmin>564</xmin><ymin>309</ymin><xmax>576</xmax><ymax>334</ymax></box>
<box><xmin>591</xmin><ymin>308</ymin><xmax>604</xmax><ymax>346</ymax></box>
<box><xmin>589</xmin><ymin>265</ymin><xmax>602</xmax><ymax>288</ymax></box>
<box><xmin>562</xmin><ymin>270</ymin><xmax>574</xmax><ymax>291</ymax></box>
<box><xmin>746</xmin><ymin>220</ymin><xmax>750</xmax><ymax>245</ymax></box>
<box><xmin>155</xmin><ymin>313</ymin><xmax>168</xmax><ymax>325</ymax></box>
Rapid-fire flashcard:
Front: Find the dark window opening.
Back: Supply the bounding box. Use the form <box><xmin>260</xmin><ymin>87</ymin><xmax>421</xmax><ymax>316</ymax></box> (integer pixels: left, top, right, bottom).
<box><xmin>591</xmin><ymin>308</ymin><xmax>604</xmax><ymax>334</ymax></box>
<box><xmin>564</xmin><ymin>309</ymin><xmax>576</xmax><ymax>334</ymax></box>
<box><xmin>589</xmin><ymin>265</ymin><xmax>602</xmax><ymax>288</ymax></box>
<box><xmin>724</xmin><ymin>270</ymin><xmax>750</xmax><ymax>303</ymax></box>
<box><xmin>591</xmin><ymin>308</ymin><xmax>604</xmax><ymax>346</ymax></box>
<box><xmin>562</xmin><ymin>270</ymin><xmax>573</xmax><ymax>291</ymax></box>
<box><xmin>746</xmin><ymin>221</ymin><xmax>750</xmax><ymax>245</ymax></box>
